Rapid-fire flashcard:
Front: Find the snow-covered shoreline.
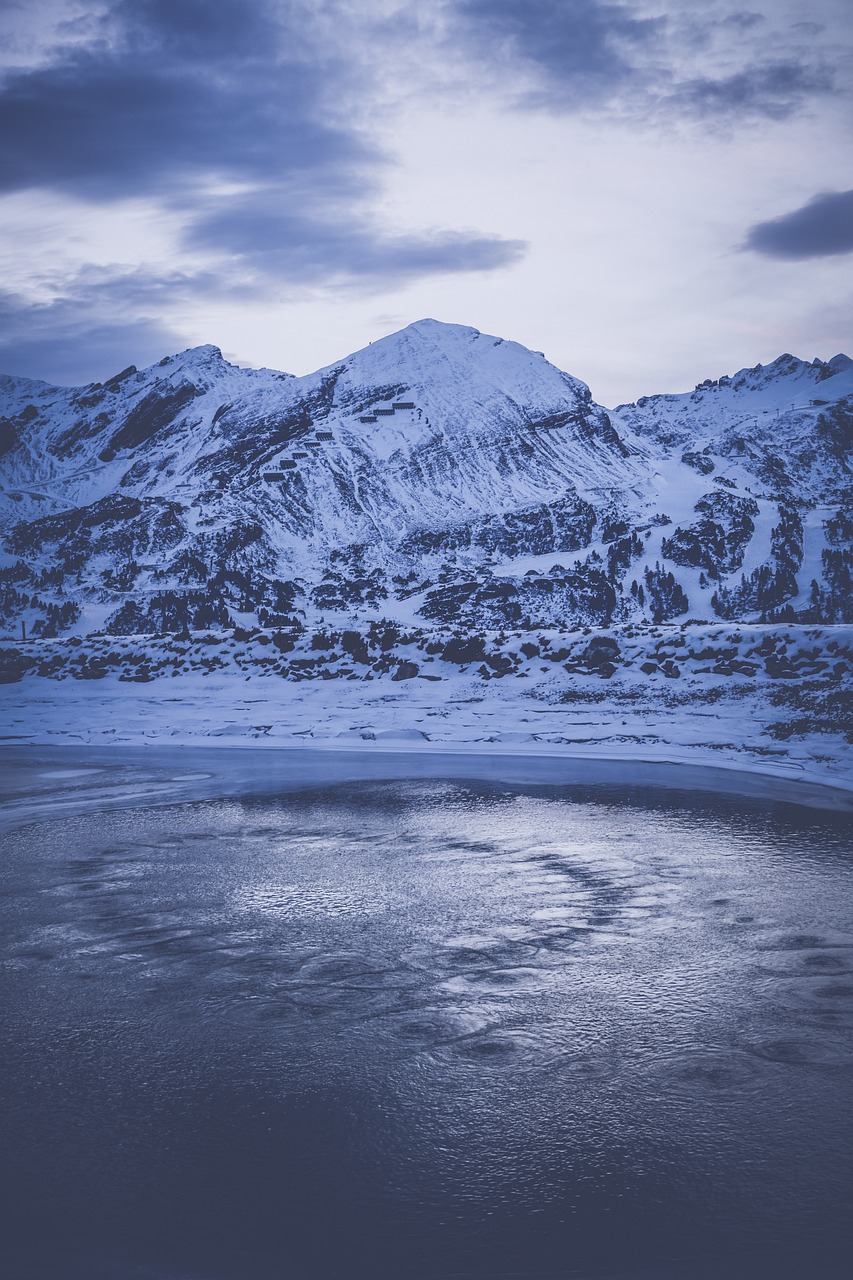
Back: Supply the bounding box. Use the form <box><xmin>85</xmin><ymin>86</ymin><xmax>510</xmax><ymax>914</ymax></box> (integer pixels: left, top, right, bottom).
<box><xmin>3</xmin><ymin>620</ymin><xmax>850</xmax><ymax>813</ymax></box>
<box><xmin>2</xmin><ymin>686</ymin><xmax>851</xmax><ymax>822</ymax></box>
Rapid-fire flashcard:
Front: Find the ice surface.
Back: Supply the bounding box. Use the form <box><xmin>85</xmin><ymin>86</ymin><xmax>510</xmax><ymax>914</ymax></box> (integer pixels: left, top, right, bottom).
<box><xmin>1</xmin><ymin>766</ymin><xmax>852</xmax><ymax>1278</ymax></box>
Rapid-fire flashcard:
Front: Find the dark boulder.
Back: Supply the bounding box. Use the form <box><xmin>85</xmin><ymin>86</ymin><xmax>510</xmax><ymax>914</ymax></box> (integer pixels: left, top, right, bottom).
<box><xmin>441</xmin><ymin>636</ymin><xmax>486</xmax><ymax>665</ymax></box>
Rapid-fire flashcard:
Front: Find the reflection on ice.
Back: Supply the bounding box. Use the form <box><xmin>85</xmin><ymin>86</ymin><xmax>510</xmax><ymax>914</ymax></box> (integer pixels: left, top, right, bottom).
<box><xmin>233</xmin><ymin>882</ymin><xmax>381</xmax><ymax>920</ymax></box>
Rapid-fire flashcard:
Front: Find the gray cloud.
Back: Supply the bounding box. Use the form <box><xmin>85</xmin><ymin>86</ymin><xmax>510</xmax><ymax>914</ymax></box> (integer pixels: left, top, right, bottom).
<box><xmin>744</xmin><ymin>190</ymin><xmax>853</xmax><ymax>259</ymax></box>
<box><xmin>448</xmin><ymin>0</ymin><xmax>840</xmax><ymax>121</ymax></box>
<box><xmin>186</xmin><ymin>199</ymin><xmax>526</xmax><ymax>287</ymax></box>
<box><xmin>669</xmin><ymin>61</ymin><xmax>835</xmax><ymax>122</ymax></box>
<box><xmin>0</xmin><ymin>3</ymin><xmax>368</xmax><ymax>201</ymax></box>
<box><xmin>6</xmin><ymin>3</ymin><xmax>837</xmax><ymax>212</ymax></box>
<box><xmin>454</xmin><ymin>0</ymin><xmax>661</xmax><ymax>107</ymax></box>
<box><xmin>0</xmin><ymin>0</ymin><xmax>523</xmax><ymax>312</ymax></box>
<box><xmin>113</xmin><ymin>0</ymin><xmax>284</xmax><ymax>59</ymax></box>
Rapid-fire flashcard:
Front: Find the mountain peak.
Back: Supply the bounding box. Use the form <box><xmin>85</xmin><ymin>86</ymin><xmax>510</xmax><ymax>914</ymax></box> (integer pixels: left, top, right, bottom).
<box><xmin>159</xmin><ymin>344</ymin><xmax>226</xmax><ymax>369</ymax></box>
<box><xmin>133</xmin><ymin>343</ymin><xmax>236</xmax><ymax>391</ymax></box>
<box><xmin>352</xmin><ymin>319</ymin><xmax>485</xmax><ymax>361</ymax></box>
<box><xmin>324</xmin><ymin>318</ymin><xmax>589</xmax><ymax>417</ymax></box>
<box><xmin>401</xmin><ymin>318</ymin><xmax>481</xmax><ymax>339</ymax></box>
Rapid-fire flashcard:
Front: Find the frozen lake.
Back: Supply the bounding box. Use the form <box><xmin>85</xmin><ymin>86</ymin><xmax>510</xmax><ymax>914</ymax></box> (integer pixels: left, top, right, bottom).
<box><xmin>1</xmin><ymin>749</ymin><xmax>852</xmax><ymax>1279</ymax></box>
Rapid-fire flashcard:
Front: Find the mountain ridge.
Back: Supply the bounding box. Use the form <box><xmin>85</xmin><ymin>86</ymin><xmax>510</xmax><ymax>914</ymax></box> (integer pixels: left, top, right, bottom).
<box><xmin>1</xmin><ymin>319</ymin><xmax>851</xmax><ymax>643</ymax></box>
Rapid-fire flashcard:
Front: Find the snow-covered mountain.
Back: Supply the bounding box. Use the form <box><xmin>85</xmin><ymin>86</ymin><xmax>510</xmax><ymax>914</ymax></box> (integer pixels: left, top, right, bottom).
<box><xmin>1</xmin><ymin>320</ymin><xmax>851</xmax><ymax>641</ymax></box>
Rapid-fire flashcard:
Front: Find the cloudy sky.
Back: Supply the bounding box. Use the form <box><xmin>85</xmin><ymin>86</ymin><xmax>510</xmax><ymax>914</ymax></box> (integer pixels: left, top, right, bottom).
<box><xmin>0</xmin><ymin>0</ymin><xmax>850</xmax><ymax>403</ymax></box>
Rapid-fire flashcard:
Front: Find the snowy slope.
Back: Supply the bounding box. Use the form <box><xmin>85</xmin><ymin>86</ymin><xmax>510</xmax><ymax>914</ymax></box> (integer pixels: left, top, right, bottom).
<box><xmin>612</xmin><ymin>352</ymin><xmax>853</xmax><ymax>502</ymax></box>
